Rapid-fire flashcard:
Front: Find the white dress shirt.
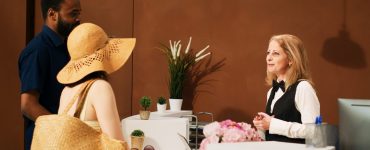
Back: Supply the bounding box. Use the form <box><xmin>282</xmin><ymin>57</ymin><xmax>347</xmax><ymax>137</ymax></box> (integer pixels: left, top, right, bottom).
<box><xmin>264</xmin><ymin>80</ymin><xmax>320</xmax><ymax>139</ymax></box>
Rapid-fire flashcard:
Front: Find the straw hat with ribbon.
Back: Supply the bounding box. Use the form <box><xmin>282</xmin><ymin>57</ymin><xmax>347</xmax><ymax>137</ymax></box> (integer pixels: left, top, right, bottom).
<box><xmin>57</xmin><ymin>23</ymin><xmax>136</xmax><ymax>84</ymax></box>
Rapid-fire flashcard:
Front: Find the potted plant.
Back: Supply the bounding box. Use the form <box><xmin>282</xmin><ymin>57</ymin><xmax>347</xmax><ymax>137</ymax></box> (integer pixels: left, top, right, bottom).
<box><xmin>131</xmin><ymin>129</ymin><xmax>144</xmax><ymax>150</ymax></box>
<box><xmin>159</xmin><ymin>37</ymin><xmax>211</xmax><ymax>111</ymax></box>
<box><xmin>157</xmin><ymin>96</ymin><xmax>167</xmax><ymax>113</ymax></box>
<box><xmin>139</xmin><ymin>96</ymin><xmax>151</xmax><ymax>120</ymax></box>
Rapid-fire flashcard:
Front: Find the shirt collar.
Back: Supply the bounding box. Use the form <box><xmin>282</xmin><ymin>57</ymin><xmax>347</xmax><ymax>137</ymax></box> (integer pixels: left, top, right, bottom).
<box><xmin>42</xmin><ymin>25</ymin><xmax>64</xmax><ymax>47</ymax></box>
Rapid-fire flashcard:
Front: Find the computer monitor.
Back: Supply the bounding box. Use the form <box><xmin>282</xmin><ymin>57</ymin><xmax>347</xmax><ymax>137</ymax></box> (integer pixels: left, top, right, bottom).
<box><xmin>338</xmin><ymin>98</ymin><xmax>370</xmax><ymax>150</ymax></box>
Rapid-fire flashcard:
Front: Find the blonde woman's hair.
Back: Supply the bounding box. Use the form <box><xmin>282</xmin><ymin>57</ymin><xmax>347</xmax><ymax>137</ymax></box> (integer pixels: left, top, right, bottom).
<box><xmin>265</xmin><ymin>34</ymin><xmax>313</xmax><ymax>89</ymax></box>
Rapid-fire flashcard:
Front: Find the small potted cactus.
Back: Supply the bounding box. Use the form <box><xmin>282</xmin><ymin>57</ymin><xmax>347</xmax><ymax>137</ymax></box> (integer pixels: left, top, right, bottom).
<box><xmin>131</xmin><ymin>129</ymin><xmax>144</xmax><ymax>150</ymax></box>
<box><xmin>157</xmin><ymin>96</ymin><xmax>167</xmax><ymax>113</ymax></box>
<box><xmin>139</xmin><ymin>96</ymin><xmax>152</xmax><ymax>120</ymax></box>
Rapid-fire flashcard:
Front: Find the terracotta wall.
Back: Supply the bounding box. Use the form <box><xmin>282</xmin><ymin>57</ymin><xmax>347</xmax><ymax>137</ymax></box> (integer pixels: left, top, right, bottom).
<box><xmin>1</xmin><ymin>0</ymin><xmax>370</xmax><ymax>147</ymax></box>
<box><xmin>131</xmin><ymin>0</ymin><xmax>370</xmax><ymax>124</ymax></box>
<box><xmin>0</xmin><ymin>0</ymin><xmax>26</xmax><ymax>149</ymax></box>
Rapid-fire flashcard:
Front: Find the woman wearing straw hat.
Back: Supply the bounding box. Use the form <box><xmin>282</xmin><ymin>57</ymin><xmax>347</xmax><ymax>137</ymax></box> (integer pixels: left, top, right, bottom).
<box><xmin>31</xmin><ymin>23</ymin><xmax>135</xmax><ymax>149</ymax></box>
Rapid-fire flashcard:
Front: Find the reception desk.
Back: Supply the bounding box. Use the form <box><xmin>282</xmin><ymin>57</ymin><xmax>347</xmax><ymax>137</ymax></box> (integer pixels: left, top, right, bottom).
<box><xmin>121</xmin><ymin>111</ymin><xmax>192</xmax><ymax>150</ymax></box>
<box><xmin>207</xmin><ymin>141</ymin><xmax>335</xmax><ymax>150</ymax></box>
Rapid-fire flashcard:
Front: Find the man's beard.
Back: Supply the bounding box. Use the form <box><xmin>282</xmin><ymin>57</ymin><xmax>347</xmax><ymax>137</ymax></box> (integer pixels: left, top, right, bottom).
<box><xmin>57</xmin><ymin>16</ymin><xmax>80</xmax><ymax>37</ymax></box>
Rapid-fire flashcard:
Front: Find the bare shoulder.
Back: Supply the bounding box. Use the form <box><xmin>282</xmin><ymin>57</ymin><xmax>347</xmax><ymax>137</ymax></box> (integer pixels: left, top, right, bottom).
<box><xmin>90</xmin><ymin>79</ymin><xmax>113</xmax><ymax>92</ymax></box>
<box><xmin>60</xmin><ymin>87</ymin><xmax>70</xmax><ymax>103</ymax></box>
<box><xmin>60</xmin><ymin>87</ymin><xmax>67</xmax><ymax>97</ymax></box>
<box><xmin>59</xmin><ymin>87</ymin><xmax>71</xmax><ymax>113</ymax></box>
<box><xmin>87</xmin><ymin>79</ymin><xmax>115</xmax><ymax>104</ymax></box>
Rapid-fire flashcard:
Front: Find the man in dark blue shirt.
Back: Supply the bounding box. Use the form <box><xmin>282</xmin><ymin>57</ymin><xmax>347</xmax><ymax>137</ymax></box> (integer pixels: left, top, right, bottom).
<box><xmin>18</xmin><ymin>0</ymin><xmax>81</xmax><ymax>149</ymax></box>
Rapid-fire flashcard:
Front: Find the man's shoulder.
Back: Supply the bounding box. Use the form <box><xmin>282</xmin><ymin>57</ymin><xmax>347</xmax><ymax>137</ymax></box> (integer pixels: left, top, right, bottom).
<box><xmin>21</xmin><ymin>33</ymin><xmax>52</xmax><ymax>55</ymax></box>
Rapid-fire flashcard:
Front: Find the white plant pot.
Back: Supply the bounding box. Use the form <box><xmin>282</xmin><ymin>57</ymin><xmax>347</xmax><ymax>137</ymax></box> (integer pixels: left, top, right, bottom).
<box><xmin>157</xmin><ymin>103</ymin><xmax>167</xmax><ymax>113</ymax></box>
<box><xmin>169</xmin><ymin>99</ymin><xmax>183</xmax><ymax>111</ymax></box>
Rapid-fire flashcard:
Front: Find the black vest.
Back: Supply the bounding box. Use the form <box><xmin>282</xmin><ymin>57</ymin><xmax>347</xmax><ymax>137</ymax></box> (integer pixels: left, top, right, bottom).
<box><xmin>265</xmin><ymin>80</ymin><xmax>305</xmax><ymax>144</ymax></box>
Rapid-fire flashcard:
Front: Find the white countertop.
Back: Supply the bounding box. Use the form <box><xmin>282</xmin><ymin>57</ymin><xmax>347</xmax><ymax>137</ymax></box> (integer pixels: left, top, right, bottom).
<box><xmin>207</xmin><ymin>141</ymin><xmax>335</xmax><ymax>150</ymax></box>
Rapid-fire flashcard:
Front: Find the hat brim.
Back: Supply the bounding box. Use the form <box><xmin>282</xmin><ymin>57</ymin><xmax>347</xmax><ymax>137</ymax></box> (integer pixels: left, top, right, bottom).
<box><xmin>57</xmin><ymin>38</ymin><xmax>136</xmax><ymax>84</ymax></box>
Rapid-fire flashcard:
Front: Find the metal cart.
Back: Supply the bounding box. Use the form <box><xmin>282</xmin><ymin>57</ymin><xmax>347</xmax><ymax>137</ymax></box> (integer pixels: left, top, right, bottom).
<box><xmin>181</xmin><ymin>112</ymin><xmax>214</xmax><ymax>150</ymax></box>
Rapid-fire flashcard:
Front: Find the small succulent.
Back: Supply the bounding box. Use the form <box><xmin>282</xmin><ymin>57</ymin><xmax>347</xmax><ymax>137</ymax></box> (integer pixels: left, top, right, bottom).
<box><xmin>157</xmin><ymin>96</ymin><xmax>166</xmax><ymax>105</ymax></box>
<box><xmin>131</xmin><ymin>129</ymin><xmax>144</xmax><ymax>137</ymax></box>
<box><xmin>140</xmin><ymin>96</ymin><xmax>152</xmax><ymax>111</ymax></box>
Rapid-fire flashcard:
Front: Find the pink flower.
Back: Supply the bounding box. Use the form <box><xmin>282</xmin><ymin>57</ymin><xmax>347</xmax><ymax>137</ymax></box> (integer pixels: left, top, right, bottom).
<box><xmin>203</xmin><ymin>122</ymin><xmax>221</xmax><ymax>137</ymax></box>
<box><xmin>222</xmin><ymin>128</ymin><xmax>246</xmax><ymax>143</ymax></box>
<box><xmin>220</xmin><ymin>119</ymin><xmax>236</xmax><ymax>128</ymax></box>
<box><xmin>239</xmin><ymin>122</ymin><xmax>252</xmax><ymax>131</ymax></box>
<box><xmin>199</xmin><ymin>135</ymin><xmax>219</xmax><ymax>150</ymax></box>
<box><xmin>200</xmin><ymin>119</ymin><xmax>263</xmax><ymax>149</ymax></box>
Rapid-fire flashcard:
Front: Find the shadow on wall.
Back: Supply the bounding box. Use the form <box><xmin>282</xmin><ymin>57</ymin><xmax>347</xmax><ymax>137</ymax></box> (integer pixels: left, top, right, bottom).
<box><xmin>321</xmin><ymin>28</ymin><xmax>367</xmax><ymax>69</ymax></box>
<box><xmin>217</xmin><ymin>107</ymin><xmax>252</xmax><ymax>123</ymax></box>
<box><xmin>182</xmin><ymin>56</ymin><xmax>226</xmax><ymax>110</ymax></box>
<box><xmin>321</xmin><ymin>0</ymin><xmax>366</xmax><ymax>69</ymax></box>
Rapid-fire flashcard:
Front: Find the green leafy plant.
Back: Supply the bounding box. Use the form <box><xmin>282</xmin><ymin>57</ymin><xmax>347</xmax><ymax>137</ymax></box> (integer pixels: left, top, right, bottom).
<box><xmin>157</xmin><ymin>96</ymin><xmax>166</xmax><ymax>105</ymax></box>
<box><xmin>158</xmin><ymin>37</ymin><xmax>211</xmax><ymax>99</ymax></box>
<box><xmin>131</xmin><ymin>129</ymin><xmax>144</xmax><ymax>137</ymax></box>
<box><xmin>140</xmin><ymin>96</ymin><xmax>152</xmax><ymax>111</ymax></box>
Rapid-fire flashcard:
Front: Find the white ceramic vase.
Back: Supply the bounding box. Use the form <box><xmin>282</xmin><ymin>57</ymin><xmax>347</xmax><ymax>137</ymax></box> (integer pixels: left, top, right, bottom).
<box><xmin>157</xmin><ymin>103</ymin><xmax>167</xmax><ymax>113</ymax></box>
<box><xmin>169</xmin><ymin>98</ymin><xmax>183</xmax><ymax>111</ymax></box>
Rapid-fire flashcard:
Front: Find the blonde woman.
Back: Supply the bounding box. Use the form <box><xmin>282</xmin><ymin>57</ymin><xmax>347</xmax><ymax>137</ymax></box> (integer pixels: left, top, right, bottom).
<box><xmin>31</xmin><ymin>23</ymin><xmax>135</xmax><ymax>149</ymax></box>
<box><xmin>253</xmin><ymin>34</ymin><xmax>320</xmax><ymax>143</ymax></box>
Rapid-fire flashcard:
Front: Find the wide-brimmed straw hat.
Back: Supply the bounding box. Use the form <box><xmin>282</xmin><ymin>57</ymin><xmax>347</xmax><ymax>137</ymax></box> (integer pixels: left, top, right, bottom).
<box><xmin>57</xmin><ymin>23</ymin><xmax>136</xmax><ymax>84</ymax></box>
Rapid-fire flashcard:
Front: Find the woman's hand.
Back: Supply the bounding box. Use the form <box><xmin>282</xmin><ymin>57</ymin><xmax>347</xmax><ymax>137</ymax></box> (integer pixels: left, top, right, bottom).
<box><xmin>253</xmin><ymin>112</ymin><xmax>273</xmax><ymax>130</ymax></box>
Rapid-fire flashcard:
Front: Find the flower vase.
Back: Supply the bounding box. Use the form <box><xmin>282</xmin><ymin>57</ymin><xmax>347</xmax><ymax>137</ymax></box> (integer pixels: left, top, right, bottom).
<box><xmin>169</xmin><ymin>99</ymin><xmax>183</xmax><ymax>111</ymax></box>
<box><xmin>157</xmin><ymin>103</ymin><xmax>166</xmax><ymax>113</ymax></box>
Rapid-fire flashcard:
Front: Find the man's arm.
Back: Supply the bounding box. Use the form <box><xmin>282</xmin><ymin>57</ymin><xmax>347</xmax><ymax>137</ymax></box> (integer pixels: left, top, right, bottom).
<box><xmin>21</xmin><ymin>90</ymin><xmax>51</xmax><ymax>121</ymax></box>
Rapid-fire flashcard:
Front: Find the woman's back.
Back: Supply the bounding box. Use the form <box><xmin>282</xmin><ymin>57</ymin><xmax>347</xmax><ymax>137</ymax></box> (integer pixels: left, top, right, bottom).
<box><xmin>32</xmin><ymin>79</ymin><xmax>127</xmax><ymax>149</ymax></box>
<box><xmin>58</xmin><ymin>79</ymin><xmax>124</xmax><ymax>141</ymax></box>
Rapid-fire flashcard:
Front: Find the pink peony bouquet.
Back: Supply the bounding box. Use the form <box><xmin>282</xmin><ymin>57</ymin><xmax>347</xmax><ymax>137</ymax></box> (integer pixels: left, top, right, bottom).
<box><xmin>199</xmin><ymin>119</ymin><xmax>263</xmax><ymax>150</ymax></box>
